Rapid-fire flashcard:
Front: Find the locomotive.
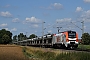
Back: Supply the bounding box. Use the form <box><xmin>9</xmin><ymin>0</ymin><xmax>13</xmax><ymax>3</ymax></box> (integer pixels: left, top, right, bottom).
<box><xmin>15</xmin><ymin>30</ymin><xmax>78</xmax><ymax>49</ymax></box>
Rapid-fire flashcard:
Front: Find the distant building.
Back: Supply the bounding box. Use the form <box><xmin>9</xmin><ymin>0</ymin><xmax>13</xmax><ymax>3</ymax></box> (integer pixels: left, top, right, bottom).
<box><xmin>78</xmin><ymin>39</ymin><xmax>82</xmax><ymax>44</ymax></box>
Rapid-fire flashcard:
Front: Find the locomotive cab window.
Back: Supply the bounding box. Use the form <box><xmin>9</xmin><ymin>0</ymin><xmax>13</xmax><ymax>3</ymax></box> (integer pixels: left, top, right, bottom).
<box><xmin>68</xmin><ymin>31</ymin><xmax>76</xmax><ymax>38</ymax></box>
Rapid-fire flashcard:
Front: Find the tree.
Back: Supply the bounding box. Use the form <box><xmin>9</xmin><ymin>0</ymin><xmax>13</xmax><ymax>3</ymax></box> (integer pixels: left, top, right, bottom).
<box><xmin>29</xmin><ymin>34</ymin><xmax>37</xmax><ymax>39</ymax></box>
<box><xmin>18</xmin><ymin>33</ymin><xmax>27</xmax><ymax>41</ymax></box>
<box><xmin>0</xmin><ymin>29</ymin><xmax>12</xmax><ymax>44</ymax></box>
<box><xmin>2</xmin><ymin>34</ymin><xmax>11</xmax><ymax>44</ymax></box>
<box><xmin>13</xmin><ymin>35</ymin><xmax>17</xmax><ymax>42</ymax></box>
<box><xmin>81</xmin><ymin>33</ymin><xmax>90</xmax><ymax>45</ymax></box>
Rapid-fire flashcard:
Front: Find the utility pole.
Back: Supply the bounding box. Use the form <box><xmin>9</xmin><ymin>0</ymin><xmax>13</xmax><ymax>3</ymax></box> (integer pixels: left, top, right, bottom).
<box><xmin>17</xmin><ymin>35</ymin><xmax>18</xmax><ymax>45</ymax></box>
<box><xmin>26</xmin><ymin>32</ymin><xmax>27</xmax><ymax>46</ymax></box>
<box><xmin>42</xmin><ymin>21</ymin><xmax>45</xmax><ymax>47</ymax></box>
<box><xmin>56</xmin><ymin>22</ymin><xmax>62</xmax><ymax>34</ymax></box>
<box><xmin>26</xmin><ymin>32</ymin><xmax>27</xmax><ymax>39</ymax></box>
<box><xmin>57</xmin><ymin>27</ymin><xmax>62</xmax><ymax>34</ymax></box>
<box><xmin>81</xmin><ymin>21</ymin><xmax>84</xmax><ymax>35</ymax></box>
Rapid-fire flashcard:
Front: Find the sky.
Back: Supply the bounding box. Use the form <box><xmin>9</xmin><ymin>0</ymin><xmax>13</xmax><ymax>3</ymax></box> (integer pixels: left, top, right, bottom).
<box><xmin>0</xmin><ymin>0</ymin><xmax>90</xmax><ymax>38</ymax></box>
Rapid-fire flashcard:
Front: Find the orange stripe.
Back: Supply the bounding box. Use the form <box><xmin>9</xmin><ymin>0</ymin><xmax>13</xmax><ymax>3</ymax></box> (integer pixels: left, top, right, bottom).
<box><xmin>76</xmin><ymin>33</ymin><xmax>78</xmax><ymax>42</ymax></box>
<box><xmin>64</xmin><ymin>32</ymin><xmax>69</xmax><ymax>42</ymax></box>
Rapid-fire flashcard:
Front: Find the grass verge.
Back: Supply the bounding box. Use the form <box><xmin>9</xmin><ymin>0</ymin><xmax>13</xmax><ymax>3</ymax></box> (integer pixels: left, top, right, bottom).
<box><xmin>22</xmin><ymin>46</ymin><xmax>90</xmax><ymax>60</ymax></box>
<box><xmin>77</xmin><ymin>45</ymin><xmax>90</xmax><ymax>52</ymax></box>
<box><xmin>78</xmin><ymin>45</ymin><xmax>90</xmax><ymax>49</ymax></box>
<box><xmin>22</xmin><ymin>47</ymin><xmax>37</xmax><ymax>60</ymax></box>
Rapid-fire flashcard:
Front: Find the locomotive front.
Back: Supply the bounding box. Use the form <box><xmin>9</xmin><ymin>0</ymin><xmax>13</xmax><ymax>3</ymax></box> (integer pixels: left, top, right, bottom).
<box><xmin>64</xmin><ymin>31</ymin><xmax>78</xmax><ymax>49</ymax></box>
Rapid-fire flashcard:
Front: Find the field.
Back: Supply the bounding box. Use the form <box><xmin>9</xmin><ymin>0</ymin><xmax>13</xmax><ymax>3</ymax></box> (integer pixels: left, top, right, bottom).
<box><xmin>0</xmin><ymin>45</ymin><xmax>29</xmax><ymax>60</ymax></box>
<box><xmin>0</xmin><ymin>45</ymin><xmax>90</xmax><ymax>60</ymax></box>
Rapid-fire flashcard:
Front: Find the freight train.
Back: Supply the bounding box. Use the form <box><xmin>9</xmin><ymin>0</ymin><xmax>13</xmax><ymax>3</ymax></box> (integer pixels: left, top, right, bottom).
<box><xmin>14</xmin><ymin>30</ymin><xmax>78</xmax><ymax>49</ymax></box>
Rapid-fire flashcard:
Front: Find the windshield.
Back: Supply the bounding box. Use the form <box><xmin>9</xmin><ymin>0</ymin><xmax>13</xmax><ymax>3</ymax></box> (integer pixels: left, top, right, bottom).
<box><xmin>68</xmin><ymin>31</ymin><xmax>76</xmax><ymax>38</ymax></box>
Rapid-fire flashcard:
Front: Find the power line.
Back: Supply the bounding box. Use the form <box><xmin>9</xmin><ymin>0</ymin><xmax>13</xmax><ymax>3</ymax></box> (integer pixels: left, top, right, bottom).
<box><xmin>71</xmin><ymin>21</ymin><xmax>84</xmax><ymax>35</ymax></box>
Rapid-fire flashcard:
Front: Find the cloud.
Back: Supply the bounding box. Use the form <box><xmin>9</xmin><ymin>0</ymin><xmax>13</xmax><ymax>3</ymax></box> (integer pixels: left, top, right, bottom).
<box><xmin>56</xmin><ymin>18</ymin><xmax>72</xmax><ymax>23</ymax></box>
<box><xmin>23</xmin><ymin>17</ymin><xmax>42</xmax><ymax>28</ymax></box>
<box><xmin>0</xmin><ymin>11</ymin><xmax>12</xmax><ymax>17</ymax></box>
<box><xmin>0</xmin><ymin>23</ymin><xmax>8</xmax><ymax>28</ymax></box>
<box><xmin>76</xmin><ymin>7</ymin><xmax>83</xmax><ymax>12</ymax></box>
<box><xmin>11</xmin><ymin>28</ymin><xmax>17</xmax><ymax>32</ymax></box>
<box><xmin>24</xmin><ymin>16</ymin><xmax>41</xmax><ymax>23</ymax></box>
<box><xmin>84</xmin><ymin>0</ymin><xmax>90</xmax><ymax>3</ymax></box>
<box><xmin>1</xmin><ymin>5</ymin><xmax>19</xmax><ymax>9</ymax></box>
<box><xmin>0</xmin><ymin>23</ymin><xmax>9</xmax><ymax>31</ymax></box>
<box><xmin>12</xmin><ymin>18</ymin><xmax>20</xmax><ymax>23</ymax></box>
<box><xmin>47</xmin><ymin>30</ymin><xmax>52</xmax><ymax>33</ymax></box>
<box><xmin>33</xmin><ymin>24</ymin><xmax>39</xmax><ymax>28</ymax></box>
<box><xmin>4</xmin><ymin>28</ymin><xmax>9</xmax><ymax>30</ymax></box>
<box><xmin>43</xmin><ymin>13</ymin><xmax>50</xmax><ymax>16</ymax></box>
<box><xmin>55</xmin><ymin>18</ymin><xmax>72</xmax><ymax>30</ymax></box>
<box><xmin>40</xmin><ymin>3</ymin><xmax>63</xmax><ymax>10</ymax></box>
<box><xmin>2</xmin><ymin>5</ymin><xmax>11</xmax><ymax>8</ymax></box>
<box><xmin>29</xmin><ymin>24</ymin><xmax>39</xmax><ymax>28</ymax></box>
<box><xmin>5</xmin><ymin>5</ymin><xmax>10</xmax><ymax>8</ymax></box>
<box><xmin>52</xmin><ymin>3</ymin><xmax>63</xmax><ymax>10</ymax></box>
<box><xmin>80</xmin><ymin>10</ymin><xmax>90</xmax><ymax>22</ymax></box>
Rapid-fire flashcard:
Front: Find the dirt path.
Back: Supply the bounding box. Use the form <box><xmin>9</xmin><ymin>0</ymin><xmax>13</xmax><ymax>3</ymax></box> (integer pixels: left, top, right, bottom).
<box><xmin>0</xmin><ymin>45</ymin><xmax>29</xmax><ymax>60</ymax></box>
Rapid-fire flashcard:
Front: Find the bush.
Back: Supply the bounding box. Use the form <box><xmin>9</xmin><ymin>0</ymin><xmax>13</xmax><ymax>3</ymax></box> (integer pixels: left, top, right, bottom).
<box><xmin>81</xmin><ymin>33</ymin><xmax>90</xmax><ymax>45</ymax></box>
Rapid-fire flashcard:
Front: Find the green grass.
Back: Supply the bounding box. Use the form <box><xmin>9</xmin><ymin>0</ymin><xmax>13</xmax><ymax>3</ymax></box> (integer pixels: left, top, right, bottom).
<box><xmin>34</xmin><ymin>50</ymin><xmax>55</xmax><ymax>60</ymax></box>
<box><xmin>22</xmin><ymin>47</ymin><xmax>35</xmax><ymax>60</ymax></box>
<box><xmin>22</xmin><ymin>46</ymin><xmax>90</xmax><ymax>60</ymax></box>
<box><xmin>55</xmin><ymin>52</ymin><xmax>90</xmax><ymax>60</ymax></box>
<box><xmin>78</xmin><ymin>45</ymin><xmax>90</xmax><ymax>50</ymax></box>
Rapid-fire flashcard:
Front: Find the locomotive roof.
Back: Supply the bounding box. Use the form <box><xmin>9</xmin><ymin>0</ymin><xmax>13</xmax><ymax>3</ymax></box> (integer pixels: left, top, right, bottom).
<box><xmin>60</xmin><ymin>30</ymin><xmax>76</xmax><ymax>33</ymax></box>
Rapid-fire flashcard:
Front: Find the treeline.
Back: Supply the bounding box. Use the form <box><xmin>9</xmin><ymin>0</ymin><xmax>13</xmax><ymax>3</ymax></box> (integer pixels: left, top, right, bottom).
<box><xmin>13</xmin><ymin>33</ymin><xmax>37</xmax><ymax>42</ymax></box>
<box><xmin>0</xmin><ymin>29</ymin><xmax>37</xmax><ymax>44</ymax></box>
<box><xmin>0</xmin><ymin>29</ymin><xmax>90</xmax><ymax>45</ymax></box>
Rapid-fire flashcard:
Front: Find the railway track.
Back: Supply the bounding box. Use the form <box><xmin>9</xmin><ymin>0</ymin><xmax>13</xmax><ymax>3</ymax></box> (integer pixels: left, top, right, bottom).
<box><xmin>75</xmin><ymin>48</ymin><xmax>90</xmax><ymax>52</ymax></box>
<box><xmin>40</xmin><ymin>47</ymin><xmax>90</xmax><ymax>53</ymax></box>
<box><xmin>25</xmin><ymin>45</ymin><xmax>90</xmax><ymax>53</ymax></box>
<box><xmin>61</xmin><ymin>48</ymin><xmax>90</xmax><ymax>53</ymax></box>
